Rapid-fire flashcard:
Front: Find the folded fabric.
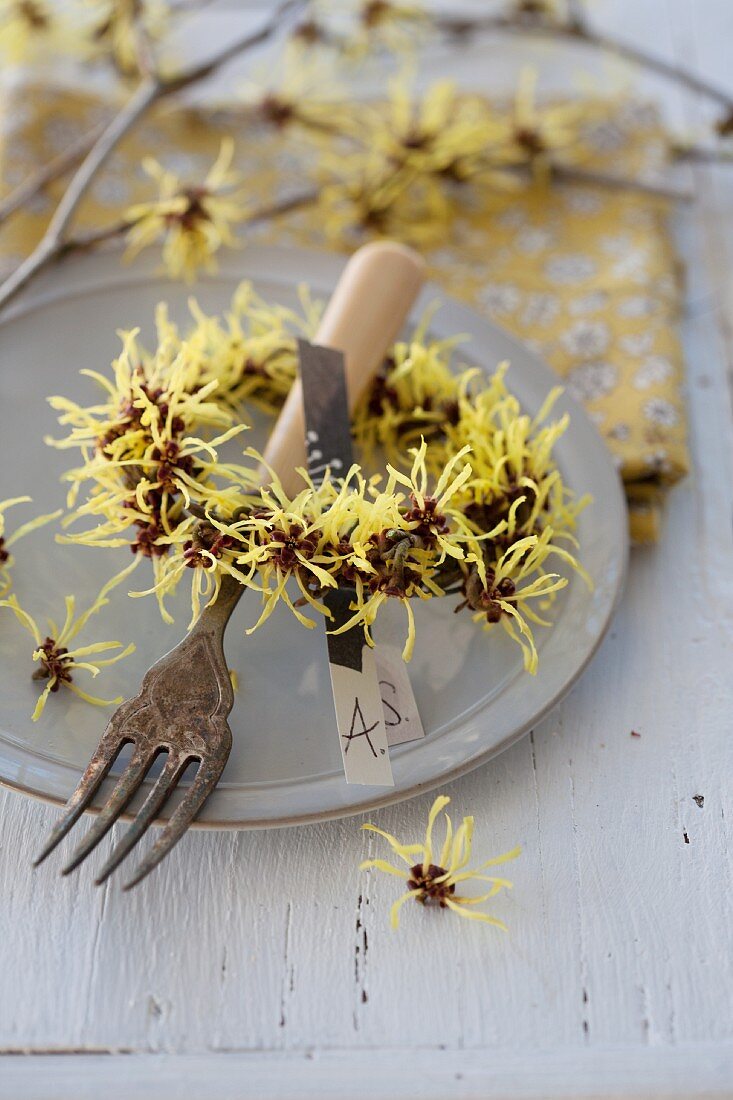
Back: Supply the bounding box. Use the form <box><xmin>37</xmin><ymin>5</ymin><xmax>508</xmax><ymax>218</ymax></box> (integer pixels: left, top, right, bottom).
<box><xmin>0</xmin><ymin>86</ymin><xmax>688</xmax><ymax>542</ymax></box>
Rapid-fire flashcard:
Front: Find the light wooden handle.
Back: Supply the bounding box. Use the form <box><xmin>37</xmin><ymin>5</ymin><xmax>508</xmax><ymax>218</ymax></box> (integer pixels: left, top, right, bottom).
<box><xmin>260</xmin><ymin>241</ymin><xmax>425</xmax><ymax>495</ymax></box>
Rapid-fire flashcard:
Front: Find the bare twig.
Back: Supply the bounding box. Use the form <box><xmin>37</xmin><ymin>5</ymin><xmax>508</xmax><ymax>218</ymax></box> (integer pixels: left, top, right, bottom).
<box><xmin>57</xmin><ymin>187</ymin><xmax>319</xmax><ymax>259</ymax></box>
<box><xmin>26</xmin><ymin>189</ymin><xmax>319</xmax><ymax>283</ymax></box>
<box><xmin>246</xmin><ymin>188</ymin><xmax>320</xmax><ymax>225</ymax></box>
<box><xmin>58</xmin><ymin>220</ymin><xmax>130</xmax><ymax>255</ymax></box>
<box><xmin>548</xmin><ymin>163</ymin><xmax>692</xmax><ymax>202</ymax></box>
<box><xmin>131</xmin><ymin>9</ymin><xmax>159</xmax><ymax>79</ymax></box>
<box><xmin>0</xmin><ymin>121</ymin><xmax>107</xmax><ymax>229</ymax></box>
<box><xmin>434</xmin><ymin>12</ymin><xmax>733</xmax><ymax>116</ymax></box>
<box><xmin>0</xmin><ymin>78</ymin><xmax>159</xmax><ymax>309</ymax></box>
<box><xmin>0</xmin><ymin>0</ymin><xmax>307</xmax><ymax>312</ymax></box>
<box><xmin>672</xmin><ymin>145</ymin><xmax>733</xmax><ymax>164</ymax></box>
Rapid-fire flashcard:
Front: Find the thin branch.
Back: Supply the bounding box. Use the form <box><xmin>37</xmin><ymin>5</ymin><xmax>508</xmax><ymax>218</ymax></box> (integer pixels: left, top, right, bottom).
<box><xmin>59</xmin><ymin>220</ymin><xmax>130</xmax><ymax>255</ymax></box>
<box><xmin>0</xmin><ymin>121</ymin><xmax>107</xmax><ymax>229</ymax></box>
<box><xmin>0</xmin><ymin>0</ymin><xmax>307</xmax><ymax>312</ymax></box>
<box><xmin>163</xmin><ymin>0</ymin><xmax>306</xmax><ymax>92</ymax></box>
<box><xmin>246</xmin><ymin>188</ymin><xmax>320</xmax><ymax>225</ymax></box>
<box><xmin>57</xmin><ymin>188</ymin><xmax>319</xmax><ymax>259</ymax></box>
<box><xmin>47</xmin><ymin>78</ymin><xmax>160</xmax><ymax>245</ymax></box>
<box><xmin>434</xmin><ymin>12</ymin><xmax>733</xmax><ymax>115</ymax></box>
<box><xmin>548</xmin><ymin>163</ymin><xmax>692</xmax><ymax>202</ymax></box>
<box><xmin>672</xmin><ymin>145</ymin><xmax>733</xmax><ymax>164</ymax></box>
<box><xmin>131</xmin><ymin>10</ymin><xmax>159</xmax><ymax>79</ymax></box>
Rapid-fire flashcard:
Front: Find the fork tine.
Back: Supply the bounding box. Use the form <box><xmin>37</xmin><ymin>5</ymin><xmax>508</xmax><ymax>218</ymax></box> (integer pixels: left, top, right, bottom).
<box><xmin>123</xmin><ymin>757</ymin><xmax>224</xmax><ymax>890</ymax></box>
<box><xmin>61</xmin><ymin>751</ymin><xmax>152</xmax><ymax>876</ymax></box>
<box><xmin>94</xmin><ymin>753</ymin><xmax>187</xmax><ymax>886</ymax></box>
<box><xmin>33</xmin><ymin>734</ymin><xmax>131</xmax><ymax>867</ymax></box>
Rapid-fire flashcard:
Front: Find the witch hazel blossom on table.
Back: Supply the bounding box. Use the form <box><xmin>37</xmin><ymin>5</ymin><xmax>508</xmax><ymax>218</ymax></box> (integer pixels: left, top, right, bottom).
<box><xmin>361</xmin><ymin>795</ymin><xmax>521</xmax><ymax>928</ymax></box>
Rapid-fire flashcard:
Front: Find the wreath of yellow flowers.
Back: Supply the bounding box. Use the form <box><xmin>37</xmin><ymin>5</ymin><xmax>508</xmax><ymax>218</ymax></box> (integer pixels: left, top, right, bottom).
<box><xmin>45</xmin><ymin>280</ymin><xmax>590</xmax><ymax>671</ymax></box>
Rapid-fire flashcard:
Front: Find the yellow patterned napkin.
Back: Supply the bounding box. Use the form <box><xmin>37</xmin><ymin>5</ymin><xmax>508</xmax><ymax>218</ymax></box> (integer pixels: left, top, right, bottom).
<box><xmin>0</xmin><ymin>86</ymin><xmax>688</xmax><ymax>542</ymax></box>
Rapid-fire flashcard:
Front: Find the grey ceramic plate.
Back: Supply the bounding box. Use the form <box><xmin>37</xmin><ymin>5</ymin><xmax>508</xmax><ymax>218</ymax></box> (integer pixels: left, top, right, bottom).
<box><xmin>0</xmin><ymin>247</ymin><xmax>627</xmax><ymax>827</ymax></box>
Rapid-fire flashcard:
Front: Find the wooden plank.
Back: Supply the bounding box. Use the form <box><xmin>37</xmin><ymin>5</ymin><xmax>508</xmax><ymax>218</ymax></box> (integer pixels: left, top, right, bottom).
<box><xmin>0</xmin><ymin>0</ymin><xmax>732</xmax><ymax>1091</ymax></box>
<box><xmin>0</xmin><ymin>1045</ymin><xmax>731</xmax><ymax>1100</ymax></box>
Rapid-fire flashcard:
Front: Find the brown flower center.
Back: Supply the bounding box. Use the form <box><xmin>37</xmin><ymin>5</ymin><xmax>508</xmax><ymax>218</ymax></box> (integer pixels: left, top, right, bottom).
<box><xmin>514</xmin><ymin>125</ymin><xmax>546</xmax><ymax>156</ymax></box>
<box><xmin>460</xmin><ymin>568</ymin><xmax>516</xmax><ymax>623</ymax></box>
<box><xmin>362</xmin><ymin>0</ymin><xmax>392</xmax><ymax>27</ymax></box>
<box><xmin>407</xmin><ymin>863</ymin><xmax>456</xmax><ymax>907</ymax></box>
<box><xmin>266</xmin><ymin>524</ymin><xmax>319</xmax><ymax>571</ymax></box>
<box><xmin>183</xmin><ymin>521</ymin><xmax>235</xmax><ymax>569</ymax></box>
<box><xmin>259</xmin><ymin>94</ymin><xmax>295</xmax><ymax>129</ymax></box>
<box><xmin>404</xmin><ymin>494</ymin><xmax>449</xmax><ymax>547</ymax></box>
<box><xmin>33</xmin><ymin>637</ymin><xmax>73</xmax><ymax>689</ymax></box>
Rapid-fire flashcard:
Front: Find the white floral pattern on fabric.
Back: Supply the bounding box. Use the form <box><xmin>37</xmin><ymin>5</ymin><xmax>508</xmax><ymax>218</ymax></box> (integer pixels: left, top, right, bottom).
<box><xmin>561</xmin><ymin>320</ymin><xmax>611</xmax><ymax>359</ymax></box>
<box><xmin>618</xmin><ymin>295</ymin><xmax>659</xmax><ymax>317</ymax></box>
<box><xmin>569</xmin><ymin>291</ymin><xmax>608</xmax><ymax>315</ymax></box>
<box><xmin>611</xmin><ymin>248</ymin><xmax>651</xmax><ymax>283</ymax></box>
<box><xmin>643</xmin><ymin>397</ymin><xmax>679</xmax><ymax>426</ymax></box>
<box><xmin>515</xmin><ymin>227</ymin><xmax>553</xmax><ymax>254</ymax></box>
<box><xmin>479</xmin><ymin>282</ymin><xmax>521</xmax><ymax>316</ymax></box>
<box><xmin>608</xmin><ymin>423</ymin><xmax>631</xmax><ymax>441</ymax></box>
<box><xmin>634</xmin><ymin>356</ymin><xmax>674</xmax><ymax>389</ymax></box>
<box><xmin>620</xmin><ymin>332</ymin><xmax>655</xmax><ymax>356</ymax></box>
<box><xmin>566</xmin><ymin>361</ymin><xmax>619</xmax><ymax>403</ymax></box>
<box><xmin>521</xmin><ymin>293</ymin><xmax>561</xmax><ymax>327</ymax></box>
<box><xmin>544</xmin><ymin>254</ymin><xmax>598</xmax><ymax>284</ymax></box>
<box><xmin>562</xmin><ymin>190</ymin><xmax>604</xmax><ymax>215</ymax></box>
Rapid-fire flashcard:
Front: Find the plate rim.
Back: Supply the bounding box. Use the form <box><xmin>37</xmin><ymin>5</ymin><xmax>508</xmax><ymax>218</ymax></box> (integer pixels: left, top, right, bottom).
<box><xmin>0</xmin><ymin>245</ymin><xmax>629</xmax><ymax>828</ymax></box>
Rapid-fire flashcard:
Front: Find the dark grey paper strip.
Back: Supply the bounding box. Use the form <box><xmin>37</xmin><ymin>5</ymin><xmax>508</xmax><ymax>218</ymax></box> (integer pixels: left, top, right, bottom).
<box><xmin>298</xmin><ymin>339</ymin><xmax>353</xmax><ymax>486</ymax></box>
<box><xmin>297</xmin><ymin>339</ymin><xmax>393</xmax><ymax>786</ymax></box>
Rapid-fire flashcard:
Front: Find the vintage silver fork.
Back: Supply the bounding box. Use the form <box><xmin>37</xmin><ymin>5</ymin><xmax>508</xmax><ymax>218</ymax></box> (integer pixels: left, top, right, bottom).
<box><xmin>34</xmin><ymin>241</ymin><xmax>425</xmax><ymax>887</ymax></box>
<box><xmin>35</xmin><ymin>573</ymin><xmax>241</xmax><ymax>887</ymax></box>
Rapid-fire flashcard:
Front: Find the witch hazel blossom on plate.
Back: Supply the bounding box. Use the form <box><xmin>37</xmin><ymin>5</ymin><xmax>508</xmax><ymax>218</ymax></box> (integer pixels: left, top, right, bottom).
<box><xmin>18</xmin><ymin>281</ymin><xmax>590</xmax><ymax>719</ymax></box>
<box><xmin>0</xmin><ymin>566</ymin><xmax>136</xmax><ymax>721</ymax></box>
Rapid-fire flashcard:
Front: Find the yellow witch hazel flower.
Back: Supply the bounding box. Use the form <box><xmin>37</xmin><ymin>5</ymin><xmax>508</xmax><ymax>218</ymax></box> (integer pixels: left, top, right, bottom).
<box><xmin>366</xmin><ymin>78</ymin><xmax>516</xmax><ymax>188</ymax></box>
<box><xmin>124</xmin><ymin>139</ymin><xmax>248</xmax><ymax>283</ymax></box>
<box><xmin>84</xmin><ymin>0</ymin><xmax>168</xmax><ymax>76</ymax></box>
<box><xmin>239</xmin><ymin>48</ymin><xmax>353</xmax><ymax>136</ymax></box>
<box><xmin>0</xmin><ymin>496</ymin><xmax>61</xmax><ymax>596</ymax></box>
<box><xmin>46</xmin><ymin>281</ymin><xmax>589</xmax><ymax>673</ymax></box>
<box><xmin>0</xmin><ymin>0</ymin><xmax>65</xmax><ymax>63</ymax></box>
<box><xmin>178</xmin><ymin>281</ymin><xmax>321</xmax><ymax>415</ymax></box>
<box><xmin>361</xmin><ymin>795</ymin><xmax>521</xmax><ymax>928</ymax></box>
<box><xmin>0</xmin><ymin>567</ymin><xmax>136</xmax><ymax>721</ymax></box>
<box><xmin>330</xmin><ymin>439</ymin><xmax>489</xmax><ymax>659</ymax></box>
<box><xmin>47</xmin><ymin>325</ymin><xmax>254</xmax><ymax>619</ymax></box>
<box><xmin>317</xmin><ymin>147</ymin><xmax>453</xmax><ymax>247</ymax></box>
<box><xmin>333</xmin><ymin>0</ymin><xmax>429</xmax><ymax>58</ymax></box>
<box><xmin>352</xmin><ymin>305</ymin><xmax>466</xmax><ymax>463</ymax></box>
<box><xmin>501</xmin><ymin>67</ymin><xmax>598</xmax><ymax>172</ymax></box>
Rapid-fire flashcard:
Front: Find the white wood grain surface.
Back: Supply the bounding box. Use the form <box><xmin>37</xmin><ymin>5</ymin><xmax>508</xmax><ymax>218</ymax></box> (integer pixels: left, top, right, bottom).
<box><xmin>2</xmin><ymin>1</ymin><xmax>733</xmax><ymax>1096</ymax></box>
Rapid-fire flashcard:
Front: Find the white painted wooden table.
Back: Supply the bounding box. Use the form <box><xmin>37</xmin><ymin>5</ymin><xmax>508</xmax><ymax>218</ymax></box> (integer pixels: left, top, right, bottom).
<box><xmin>1</xmin><ymin>3</ymin><xmax>732</xmax><ymax>1097</ymax></box>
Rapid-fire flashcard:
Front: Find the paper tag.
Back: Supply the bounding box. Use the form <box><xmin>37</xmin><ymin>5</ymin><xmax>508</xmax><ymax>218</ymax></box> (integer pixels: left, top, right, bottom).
<box><xmin>375</xmin><ymin>644</ymin><xmax>426</xmax><ymax>747</ymax></box>
<box><xmin>299</xmin><ymin>340</ymin><xmax>393</xmax><ymax>786</ymax></box>
<box><xmin>326</xmin><ymin>591</ymin><xmax>393</xmax><ymax>786</ymax></box>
